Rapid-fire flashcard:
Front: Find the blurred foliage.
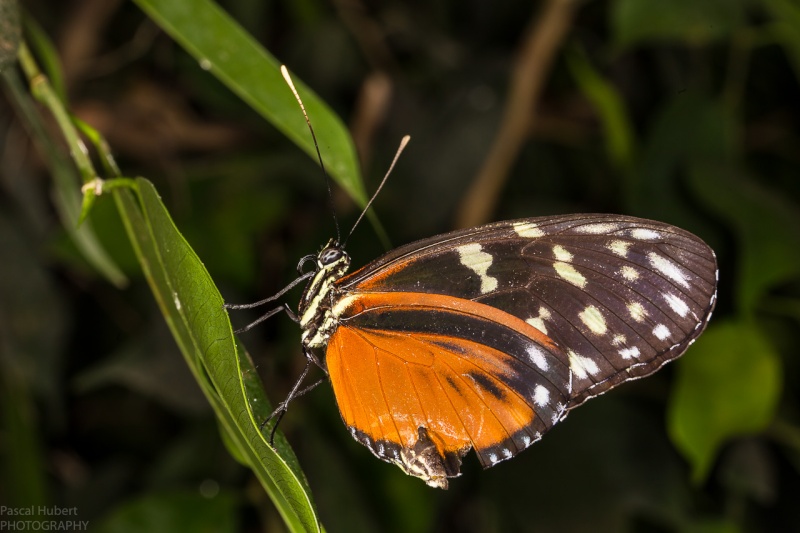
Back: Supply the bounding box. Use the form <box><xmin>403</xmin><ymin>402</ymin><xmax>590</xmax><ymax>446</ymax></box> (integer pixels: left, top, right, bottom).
<box><xmin>1</xmin><ymin>0</ymin><xmax>799</xmax><ymax>531</ymax></box>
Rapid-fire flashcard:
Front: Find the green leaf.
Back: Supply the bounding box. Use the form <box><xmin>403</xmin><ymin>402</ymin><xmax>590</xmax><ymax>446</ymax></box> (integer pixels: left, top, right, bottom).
<box><xmin>132</xmin><ymin>0</ymin><xmax>365</xmax><ymax>207</ymax></box>
<box><xmin>95</xmin><ymin>490</ymin><xmax>238</xmax><ymax>533</ymax></box>
<box><xmin>632</xmin><ymin>93</ymin><xmax>736</xmax><ymax>228</ymax></box>
<box><xmin>22</xmin><ymin>15</ymin><xmax>68</xmax><ymax>103</ymax></box>
<box><xmin>2</xmin><ymin>56</ymin><xmax>128</xmax><ymax>288</ymax></box>
<box><xmin>611</xmin><ymin>0</ymin><xmax>748</xmax><ymax>49</ymax></box>
<box><xmin>113</xmin><ymin>179</ymin><xmax>320</xmax><ymax>533</ymax></box>
<box><xmin>566</xmin><ymin>46</ymin><xmax>636</xmax><ymax>173</ymax></box>
<box><xmin>0</xmin><ymin>375</ymin><xmax>48</xmax><ymax>510</ymax></box>
<box><xmin>668</xmin><ymin>320</ymin><xmax>782</xmax><ymax>483</ymax></box>
<box><xmin>689</xmin><ymin>162</ymin><xmax>800</xmax><ymax>314</ymax></box>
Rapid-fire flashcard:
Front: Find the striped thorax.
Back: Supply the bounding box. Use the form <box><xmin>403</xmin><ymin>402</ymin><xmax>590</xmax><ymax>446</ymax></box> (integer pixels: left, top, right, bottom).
<box><xmin>299</xmin><ymin>240</ymin><xmax>351</xmax><ymax>349</ymax></box>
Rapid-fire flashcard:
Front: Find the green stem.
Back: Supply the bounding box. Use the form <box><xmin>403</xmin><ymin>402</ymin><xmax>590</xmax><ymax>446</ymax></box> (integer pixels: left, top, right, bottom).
<box><xmin>17</xmin><ymin>41</ymin><xmax>98</xmax><ymax>184</ymax></box>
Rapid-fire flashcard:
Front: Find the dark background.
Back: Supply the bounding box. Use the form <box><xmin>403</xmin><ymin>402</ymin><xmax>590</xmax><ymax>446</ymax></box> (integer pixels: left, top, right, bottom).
<box><xmin>2</xmin><ymin>0</ymin><xmax>799</xmax><ymax>531</ymax></box>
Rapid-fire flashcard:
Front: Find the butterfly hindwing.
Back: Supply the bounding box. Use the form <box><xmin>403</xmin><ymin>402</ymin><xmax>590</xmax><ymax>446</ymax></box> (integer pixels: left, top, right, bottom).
<box><xmin>326</xmin><ymin>291</ymin><xmax>571</xmax><ymax>488</ymax></box>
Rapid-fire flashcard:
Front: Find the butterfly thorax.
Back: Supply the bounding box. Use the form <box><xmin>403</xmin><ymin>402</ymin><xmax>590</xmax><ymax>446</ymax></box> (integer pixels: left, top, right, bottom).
<box><xmin>299</xmin><ymin>240</ymin><xmax>351</xmax><ymax>350</ymax></box>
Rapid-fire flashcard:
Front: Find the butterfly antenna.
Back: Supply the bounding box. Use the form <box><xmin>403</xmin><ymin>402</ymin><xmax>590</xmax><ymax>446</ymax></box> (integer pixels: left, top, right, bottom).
<box><xmin>281</xmin><ymin>65</ymin><xmax>341</xmax><ymax>243</ymax></box>
<box><xmin>344</xmin><ymin>135</ymin><xmax>410</xmax><ymax>246</ymax></box>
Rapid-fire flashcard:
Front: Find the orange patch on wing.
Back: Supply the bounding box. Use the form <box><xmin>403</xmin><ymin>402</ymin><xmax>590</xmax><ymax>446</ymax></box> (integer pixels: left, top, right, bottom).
<box><xmin>337</xmin><ymin>291</ymin><xmax>559</xmax><ymax>352</ymax></box>
<box><xmin>326</xmin><ymin>321</ymin><xmax>541</xmax><ymax>461</ymax></box>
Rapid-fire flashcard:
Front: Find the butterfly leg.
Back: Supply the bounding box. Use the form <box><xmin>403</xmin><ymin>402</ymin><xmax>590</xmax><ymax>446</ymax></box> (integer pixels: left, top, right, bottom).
<box><xmin>304</xmin><ymin>347</ymin><xmax>328</xmax><ymax>375</ymax></box>
<box><xmin>224</xmin><ymin>270</ymin><xmax>314</xmax><ymax>311</ymax></box>
<box><xmin>230</xmin><ymin>305</ymin><xmax>288</xmax><ymax>334</ymax></box>
<box><xmin>262</xmin><ymin>356</ymin><xmax>326</xmax><ymax>444</ymax></box>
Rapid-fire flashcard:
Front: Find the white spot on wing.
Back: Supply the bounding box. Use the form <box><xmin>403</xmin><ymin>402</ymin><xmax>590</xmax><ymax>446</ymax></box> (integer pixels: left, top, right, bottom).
<box><xmin>523</xmin><ymin>434</ymin><xmax>531</xmax><ymax>446</ymax></box>
<box><xmin>664</xmin><ymin>293</ymin><xmax>690</xmax><ymax>317</ymax></box>
<box><xmin>526</xmin><ymin>346</ymin><xmax>549</xmax><ymax>371</ymax></box>
<box><xmin>631</xmin><ymin>228</ymin><xmax>661</xmax><ymax>240</ymax></box>
<box><xmin>648</xmin><ymin>252</ymin><xmax>690</xmax><ymax>288</ymax></box>
<box><xmin>620</xmin><ymin>265</ymin><xmax>639</xmax><ymax>281</ymax></box>
<box><xmin>526</xmin><ymin>317</ymin><xmax>547</xmax><ymax>334</ymax></box>
<box><xmin>489</xmin><ymin>453</ymin><xmax>499</xmax><ymax>464</ymax></box>
<box><xmin>552</xmin><ymin>245</ymin><xmax>573</xmax><ymax>262</ymax></box>
<box><xmin>628</xmin><ymin>302</ymin><xmax>647</xmax><ymax>322</ymax></box>
<box><xmin>568</xmin><ymin>350</ymin><xmax>600</xmax><ymax>379</ymax></box>
<box><xmin>607</xmin><ymin>240</ymin><xmax>631</xmax><ymax>257</ymax></box>
<box><xmin>611</xmin><ymin>334</ymin><xmax>626</xmax><ymax>346</ymax></box>
<box><xmin>619</xmin><ymin>347</ymin><xmax>640</xmax><ymax>359</ymax></box>
<box><xmin>457</xmin><ymin>243</ymin><xmax>498</xmax><ymax>293</ymax></box>
<box><xmin>554</xmin><ymin>262</ymin><xmax>587</xmax><ymax>288</ymax></box>
<box><xmin>579</xmin><ymin>305</ymin><xmax>607</xmax><ymax>335</ymax></box>
<box><xmin>533</xmin><ymin>385</ymin><xmax>550</xmax><ymax>407</ymax></box>
<box><xmin>577</xmin><ymin>222</ymin><xmax>619</xmax><ymax>234</ymax></box>
<box><xmin>526</xmin><ymin>307</ymin><xmax>552</xmax><ymax>335</ymax></box>
<box><xmin>513</xmin><ymin>221</ymin><xmax>545</xmax><ymax>238</ymax></box>
<box><xmin>653</xmin><ymin>324</ymin><xmax>671</xmax><ymax>340</ymax></box>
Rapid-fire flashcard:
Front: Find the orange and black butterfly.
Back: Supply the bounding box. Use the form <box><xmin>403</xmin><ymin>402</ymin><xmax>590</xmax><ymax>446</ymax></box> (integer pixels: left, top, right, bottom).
<box><xmin>226</xmin><ymin>69</ymin><xmax>718</xmax><ymax>490</ymax></box>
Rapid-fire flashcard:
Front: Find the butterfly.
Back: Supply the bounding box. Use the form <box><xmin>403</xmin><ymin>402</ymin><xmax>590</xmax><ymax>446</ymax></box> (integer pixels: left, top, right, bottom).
<box><xmin>226</xmin><ymin>68</ymin><xmax>718</xmax><ymax>490</ymax></box>
<box><xmin>231</xmin><ymin>213</ymin><xmax>717</xmax><ymax>488</ymax></box>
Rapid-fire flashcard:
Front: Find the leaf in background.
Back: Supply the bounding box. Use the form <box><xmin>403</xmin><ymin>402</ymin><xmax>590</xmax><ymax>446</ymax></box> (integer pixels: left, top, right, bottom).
<box><xmin>2</xmin><ymin>61</ymin><xmax>128</xmax><ymax>287</ymax></box>
<box><xmin>73</xmin><ymin>320</ymin><xmax>211</xmax><ymax>416</ymax></box>
<box><xmin>0</xmin><ymin>0</ymin><xmax>20</xmax><ymax>71</ymax></box>
<box><xmin>113</xmin><ymin>179</ymin><xmax>319</xmax><ymax>533</ymax></box>
<box><xmin>566</xmin><ymin>45</ymin><xmax>636</xmax><ymax>173</ymax></box>
<box><xmin>611</xmin><ymin>0</ymin><xmax>748</xmax><ymax>49</ymax></box>
<box><xmin>668</xmin><ymin>320</ymin><xmax>782</xmax><ymax>483</ymax></box>
<box><xmin>22</xmin><ymin>15</ymin><xmax>68</xmax><ymax>104</ymax></box>
<box><xmin>95</xmin><ymin>490</ymin><xmax>238</xmax><ymax>533</ymax></box>
<box><xmin>132</xmin><ymin>0</ymin><xmax>366</xmax><ymax>207</ymax></box>
<box><xmin>763</xmin><ymin>0</ymin><xmax>800</xmax><ymax>81</ymax></box>
<box><xmin>0</xmin><ymin>209</ymin><xmax>68</xmax><ymax>509</ymax></box>
<box><xmin>631</xmin><ymin>93</ymin><xmax>736</xmax><ymax>231</ymax></box>
<box><xmin>689</xmin><ymin>162</ymin><xmax>800</xmax><ymax>314</ymax></box>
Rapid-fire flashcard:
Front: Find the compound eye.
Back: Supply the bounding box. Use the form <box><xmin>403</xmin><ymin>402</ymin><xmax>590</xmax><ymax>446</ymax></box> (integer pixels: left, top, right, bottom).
<box><xmin>319</xmin><ymin>247</ymin><xmax>344</xmax><ymax>265</ymax></box>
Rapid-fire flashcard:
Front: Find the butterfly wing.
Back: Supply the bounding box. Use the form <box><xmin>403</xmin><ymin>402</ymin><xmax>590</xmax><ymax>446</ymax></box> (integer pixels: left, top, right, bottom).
<box><xmin>327</xmin><ymin>214</ymin><xmax>717</xmax><ymax>486</ymax></box>
<box><xmin>337</xmin><ymin>214</ymin><xmax>718</xmax><ymax>406</ymax></box>
<box><xmin>326</xmin><ymin>291</ymin><xmax>571</xmax><ymax>488</ymax></box>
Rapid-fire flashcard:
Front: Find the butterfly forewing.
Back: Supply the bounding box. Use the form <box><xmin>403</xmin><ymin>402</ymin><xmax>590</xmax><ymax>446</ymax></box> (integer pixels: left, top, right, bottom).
<box><xmin>337</xmin><ymin>214</ymin><xmax>717</xmax><ymax>411</ymax></box>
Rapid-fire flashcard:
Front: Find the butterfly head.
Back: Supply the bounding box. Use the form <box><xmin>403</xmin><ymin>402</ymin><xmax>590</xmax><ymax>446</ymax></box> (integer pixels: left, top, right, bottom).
<box><xmin>316</xmin><ymin>240</ymin><xmax>350</xmax><ymax>273</ymax></box>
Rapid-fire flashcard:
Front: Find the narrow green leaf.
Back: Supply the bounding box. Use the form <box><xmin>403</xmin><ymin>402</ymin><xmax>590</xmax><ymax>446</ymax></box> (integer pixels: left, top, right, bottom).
<box><xmin>0</xmin><ymin>377</ymin><xmax>48</xmax><ymax>509</ymax></box>
<box><xmin>132</xmin><ymin>0</ymin><xmax>365</xmax><ymax>206</ymax></box>
<box><xmin>668</xmin><ymin>320</ymin><xmax>782</xmax><ymax>483</ymax></box>
<box><xmin>113</xmin><ymin>180</ymin><xmax>320</xmax><ymax>533</ymax></box>
<box><xmin>22</xmin><ymin>15</ymin><xmax>67</xmax><ymax>103</ymax></box>
<box><xmin>566</xmin><ymin>46</ymin><xmax>636</xmax><ymax>173</ymax></box>
<box><xmin>1</xmin><ymin>66</ymin><xmax>128</xmax><ymax>287</ymax></box>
